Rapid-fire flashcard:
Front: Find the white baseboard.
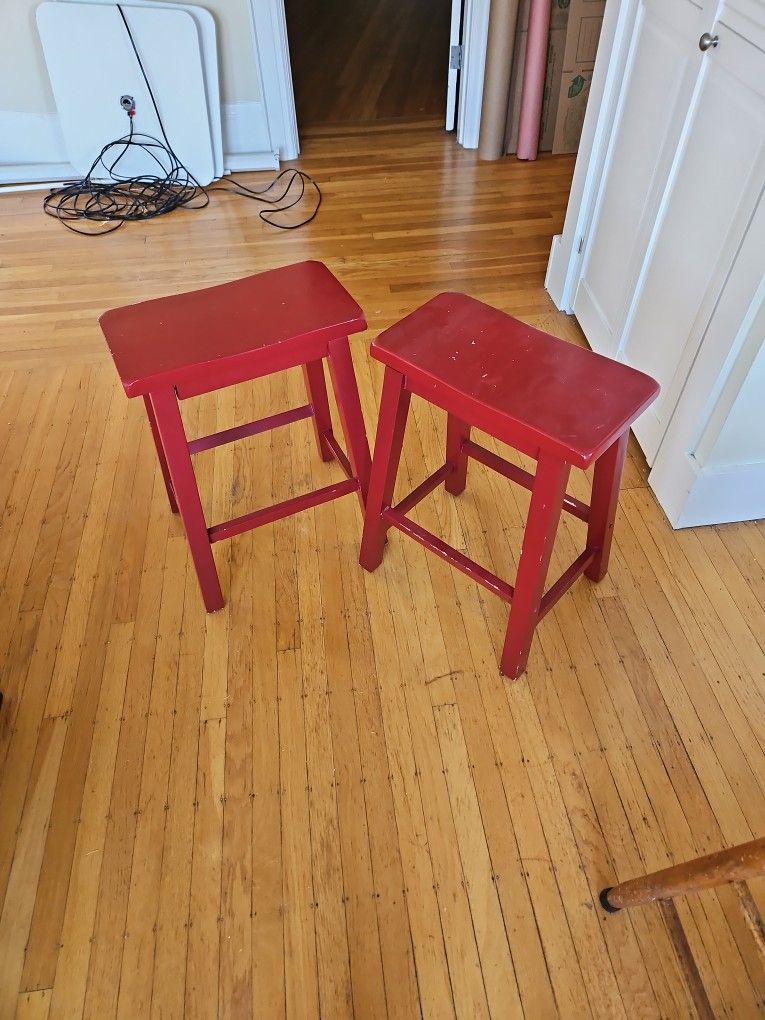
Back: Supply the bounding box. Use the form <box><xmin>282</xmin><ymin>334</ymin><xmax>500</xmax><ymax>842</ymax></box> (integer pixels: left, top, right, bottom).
<box><xmin>0</xmin><ymin>163</ymin><xmax>77</xmax><ymax>187</ymax></box>
<box><xmin>0</xmin><ymin>100</ymin><xmax>279</xmax><ymax>188</ymax></box>
<box><xmin>224</xmin><ymin>151</ymin><xmax>279</xmax><ymax>172</ymax></box>
<box><xmin>675</xmin><ymin>460</ymin><xmax>765</xmax><ymax>527</ymax></box>
<box><xmin>649</xmin><ymin>453</ymin><xmax>765</xmax><ymax>528</ymax></box>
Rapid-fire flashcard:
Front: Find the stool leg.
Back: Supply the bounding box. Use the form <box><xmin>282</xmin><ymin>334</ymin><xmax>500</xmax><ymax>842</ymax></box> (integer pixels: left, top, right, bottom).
<box><xmin>501</xmin><ymin>453</ymin><xmax>570</xmax><ymax>680</ymax></box>
<box><xmin>445</xmin><ymin>415</ymin><xmax>471</xmax><ymax>496</ymax></box>
<box><xmin>302</xmin><ymin>359</ymin><xmax>334</xmax><ymax>463</ymax></box>
<box><xmin>585</xmin><ymin>431</ymin><xmax>629</xmax><ymax>582</ymax></box>
<box><xmin>359</xmin><ymin>367</ymin><xmax>411</xmax><ymax>571</ymax></box>
<box><xmin>149</xmin><ymin>388</ymin><xmax>224</xmax><ymax>613</ymax></box>
<box><xmin>143</xmin><ymin>394</ymin><xmax>178</xmax><ymax>513</ymax></box>
<box><xmin>327</xmin><ymin>336</ymin><xmax>372</xmax><ymax>505</ymax></box>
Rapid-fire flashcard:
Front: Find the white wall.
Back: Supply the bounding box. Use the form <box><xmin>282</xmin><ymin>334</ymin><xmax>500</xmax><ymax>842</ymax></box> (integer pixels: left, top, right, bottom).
<box><xmin>0</xmin><ymin>0</ymin><xmax>260</xmax><ymax>115</ymax></box>
<box><xmin>162</xmin><ymin>0</ymin><xmax>262</xmax><ymax>105</ymax></box>
<box><xmin>0</xmin><ymin>0</ymin><xmax>56</xmax><ymax>115</ymax></box>
<box><xmin>0</xmin><ymin>0</ymin><xmax>278</xmax><ymax>173</ymax></box>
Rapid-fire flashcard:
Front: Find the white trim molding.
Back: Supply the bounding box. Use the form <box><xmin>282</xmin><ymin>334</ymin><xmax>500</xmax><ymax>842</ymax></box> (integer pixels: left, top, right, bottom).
<box><xmin>457</xmin><ymin>0</ymin><xmax>490</xmax><ymax>149</ymax></box>
<box><xmin>249</xmin><ymin>0</ymin><xmax>298</xmax><ymax>161</ymax></box>
<box><xmin>648</xmin><ymin>221</ymin><xmax>765</xmax><ymax>528</ymax></box>
<box><xmin>651</xmin><ymin>455</ymin><xmax>765</xmax><ymax>528</ymax></box>
<box><xmin>545</xmin><ymin>0</ymin><xmax>640</xmax><ymax>311</ymax></box>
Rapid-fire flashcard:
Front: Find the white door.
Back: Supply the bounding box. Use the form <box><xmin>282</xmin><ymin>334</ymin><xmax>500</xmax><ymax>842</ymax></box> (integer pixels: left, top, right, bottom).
<box><xmin>620</xmin><ymin>9</ymin><xmax>765</xmax><ymax>458</ymax></box>
<box><xmin>445</xmin><ymin>0</ymin><xmax>463</xmax><ymax>130</ymax></box>
<box><xmin>572</xmin><ymin>0</ymin><xmax>707</xmax><ymax>357</ymax></box>
<box><xmin>648</xmin><ymin>193</ymin><xmax>765</xmax><ymax>527</ymax></box>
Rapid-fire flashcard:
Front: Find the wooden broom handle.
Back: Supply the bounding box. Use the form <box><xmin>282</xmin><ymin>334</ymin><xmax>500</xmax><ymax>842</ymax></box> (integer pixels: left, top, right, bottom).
<box><xmin>600</xmin><ymin>836</ymin><xmax>765</xmax><ymax>911</ymax></box>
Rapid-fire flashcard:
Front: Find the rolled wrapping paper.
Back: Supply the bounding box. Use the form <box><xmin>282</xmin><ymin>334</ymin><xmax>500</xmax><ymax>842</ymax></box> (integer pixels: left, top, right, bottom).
<box><xmin>516</xmin><ymin>0</ymin><xmax>553</xmax><ymax>160</ymax></box>
<box><xmin>478</xmin><ymin>0</ymin><xmax>521</xmax><ymax>161</ymax></box>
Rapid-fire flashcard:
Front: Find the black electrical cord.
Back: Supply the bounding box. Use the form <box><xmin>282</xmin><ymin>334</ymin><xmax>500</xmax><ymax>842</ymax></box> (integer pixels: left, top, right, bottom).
<box><xmin>43</xmin><ymin>4</ymin><xmax>321</xmax><ymax>235</ymax></box>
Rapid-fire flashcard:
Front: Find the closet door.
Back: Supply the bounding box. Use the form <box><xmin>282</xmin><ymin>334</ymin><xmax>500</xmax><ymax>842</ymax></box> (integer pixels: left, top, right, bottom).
<box><xmin>621</xmin><ymin>11</ymin><xmax>765</xmax><ymax>458</ymax></box>
<box><xmin>572</xmin><ymin>0</ymin><xmax>705</xmax><ymax>358</ymax></box>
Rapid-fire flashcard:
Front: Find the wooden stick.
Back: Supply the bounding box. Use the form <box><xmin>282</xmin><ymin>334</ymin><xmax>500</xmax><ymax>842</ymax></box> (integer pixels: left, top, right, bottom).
<box><xmin>600</xmin><ymin>836</ymin><xmax>765</xmax><ymax>911</ymax></box>
<box><xmin>734</xmin><ymin>881</ymin><xmax>765</xmax><ymax>958</ymax></box>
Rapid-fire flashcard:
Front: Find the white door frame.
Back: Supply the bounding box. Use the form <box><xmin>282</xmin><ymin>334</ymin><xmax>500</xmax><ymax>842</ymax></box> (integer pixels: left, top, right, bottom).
<box><xmin>457</xmin><ymin>0</ymin><xmax>490</xmax><ymax>148</ymax></box>
<box><xmin>249</xmin><ymin>0</ymin><xmax>299</xmax><ymax>160</ymax></box>
<box><xmin>445</xmin><ymin>0</ymin><xmax>463</xmax><ymax>130</ymax></box>
<box><xmin>263</xmin><ymin>0</ymin><xmax>489</xmax><ymax>152</ymax></box>
<box><xmin>545</xmin><ymin>0</ymin><xmax>642</xmax><ymax>311</ymax></box>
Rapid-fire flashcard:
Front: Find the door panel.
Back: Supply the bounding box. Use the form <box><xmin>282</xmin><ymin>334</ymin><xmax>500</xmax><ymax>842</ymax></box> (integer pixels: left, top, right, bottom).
<box><xmin>573</xmin><ymin>0</ymin><xmax>703</xmax><ymax>356</ymax></box>
<box><xmin>625</xmin><ymin>20</ymin><xmax>765</xmax><ymax>457</ymax></box>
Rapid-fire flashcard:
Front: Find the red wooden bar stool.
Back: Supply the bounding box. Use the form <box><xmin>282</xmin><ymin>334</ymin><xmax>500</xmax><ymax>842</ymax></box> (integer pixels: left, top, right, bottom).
<box><xmin>100</xmin><ymin>260</ymin><xmax>371</xmax><ymax>612</ymax></box>
<box><xmin>360</xmin><ymin>293</ymin><xmax>659</xmax><ymax>679</ymax></box>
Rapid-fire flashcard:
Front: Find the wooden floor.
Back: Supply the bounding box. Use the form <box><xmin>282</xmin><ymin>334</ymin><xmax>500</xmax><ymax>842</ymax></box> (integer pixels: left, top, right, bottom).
<box><xmin>285</xmin><ymin>0</ymin><xmax>450</xmax><ymax>125</ymax></box>
<box><xmin>1</xmin><ymin>122</ymin><xmax>765</xmax><ymax>1019</ymax></box>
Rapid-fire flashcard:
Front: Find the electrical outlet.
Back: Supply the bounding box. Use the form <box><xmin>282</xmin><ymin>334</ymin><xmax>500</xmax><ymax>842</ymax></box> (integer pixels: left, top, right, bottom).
<box><xmin>120</xmin><ymin>95</ymin><xmax>135</xmax><ymax>113</ymax></box>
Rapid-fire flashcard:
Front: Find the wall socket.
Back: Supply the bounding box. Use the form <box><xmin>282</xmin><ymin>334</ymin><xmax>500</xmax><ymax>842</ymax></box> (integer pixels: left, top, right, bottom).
<box><xmin>120</xmin><ymin>95</ymin><xmax>135</xmax><ymax>113</ymax></box>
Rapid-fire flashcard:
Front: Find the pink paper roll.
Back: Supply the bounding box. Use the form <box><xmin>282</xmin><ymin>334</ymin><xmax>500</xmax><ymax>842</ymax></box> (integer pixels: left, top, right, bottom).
<box><xmin>516</xmin><ymin>0</ymin><xmax>553</xmax><ymax>160</ymax></box>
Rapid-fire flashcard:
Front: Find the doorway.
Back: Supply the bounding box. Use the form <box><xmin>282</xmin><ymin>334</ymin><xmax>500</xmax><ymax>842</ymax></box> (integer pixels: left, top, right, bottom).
<box><xmin>284</xmin><ymin>0</ymin><xmax>453</xmax><ymax>127</ymax></box>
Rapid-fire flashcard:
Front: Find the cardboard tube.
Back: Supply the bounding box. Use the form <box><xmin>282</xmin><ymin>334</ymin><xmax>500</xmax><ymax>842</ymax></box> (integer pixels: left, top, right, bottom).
<box><xmin>478</xmin><ymin>0</ymin><xmax>521</xmax><ymax>161</ymax></box>
<box><xmin>516</xmin><ymin>0</ymin><xmax>552</xmax><ymax>160</ymax></box>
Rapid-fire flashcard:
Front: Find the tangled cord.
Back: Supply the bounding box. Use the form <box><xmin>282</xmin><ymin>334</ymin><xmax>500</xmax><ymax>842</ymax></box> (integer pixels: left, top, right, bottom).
<box><xmin>43</xmin><ymin>138</ymin><xmax>322</xmax><ymax>235</ymax></box>
<box><xmin>43</xmin><ymin>4</ymin><xmax>321</xmax><ymax>236</ymax></box>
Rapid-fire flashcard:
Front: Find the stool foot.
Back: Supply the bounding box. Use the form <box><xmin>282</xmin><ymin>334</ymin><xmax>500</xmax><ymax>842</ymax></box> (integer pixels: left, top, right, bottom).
<box><xmin>599</xmin><ymin>888</ymin><xmax>621</xmax><ymax>913</ymax></box>
<box><xmin>501</xmin><ymin>453</ymin><xmax>570</xmax><ymax>679</ymax></box>
<box><xmin>445</xmin><ymin>415</ymin><xmax>471</xmax><ymax>496</ymax></box>
<box><xmin>303</xmin><ymin>360</ymin><xmax>335</xmax><ymax>463</ymax></box>
<box><xmin>585</xmin><ymin>432</ymin><xmax>629</xmax><ymax>582</ymax></box>
<box><xmin>360</xmin><ymin>367</ymin><xmax>410</xmax><ymax>571</ymax></box>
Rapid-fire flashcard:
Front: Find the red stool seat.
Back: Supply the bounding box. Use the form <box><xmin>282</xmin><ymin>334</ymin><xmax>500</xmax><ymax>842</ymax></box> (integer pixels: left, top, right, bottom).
<box><xmin>101</xmin><ymin>261</ymin><xmax>371</xmax><ymax>612</ymax></box>
<box><xmin>360</xmin><ymin>293</ymin><xmax>659</xmax><ymax>679</ymax></box>
<box><xmin>102</xmin><ymin>260</ymin><xmax>366</xmax><ymax>399</ymax></box>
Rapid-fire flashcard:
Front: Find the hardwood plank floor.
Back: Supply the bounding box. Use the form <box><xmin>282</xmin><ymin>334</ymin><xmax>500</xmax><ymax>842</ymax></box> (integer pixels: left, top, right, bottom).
<box><xmin>285</xmin><ymin>0</ymin><xmax>451</xmax><ymax>125</ymax></box>
<box><xmin>1</xmin><ymin>122</ymin><xmax>764</xmax><ymax>1018</ymax></box>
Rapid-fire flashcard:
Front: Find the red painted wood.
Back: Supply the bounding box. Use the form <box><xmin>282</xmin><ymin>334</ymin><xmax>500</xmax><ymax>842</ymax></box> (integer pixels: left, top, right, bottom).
<box><xmin>585</xmin><ymin>432</ymin><xmax>629</xmax><ymax>581</ymax></box>
<box><xmin>101</xmin><ymin>261</ymin><xmax>367</xmax><ymax>398</ymax></box>
<box><xmin>463</xmin><ymin>440</ymin><xmax>590</xmax><ymax>523</ymax></box>
<box><xmin>187</xmin><ymin>404</ymin><xmax>313</xmax><ymax>455</ymax></box>
<box><xmin>101</xmin><ymin>262</ymin><xmax>371</xmax><ymax>613</ymax></box>
<box><xmin>143</xmin><ymin>393</ymin><xmax>178</xmax><ymax>513</ymax></box>
<box><xmin>326</xmin><ymin>336</ymin><xmax>372</xmax><ymax>505</ymax></box>
<box><xmin>302</xmin><ymin>359</ymin><xmax>334</xmax><ymax>462</ymax></box>
<box><xmin>359</xmin><ymin>367</ymin><xmax>412</xmax><ymax>571</ymax></box>
<box><xmin>150</xmin><ymin>387</ymin><xmax>224</xmax><ymax>612</ymax></box>
<box><xmin>383</xmin><ymin>509</ymin><xmax>515</xmax><ymax>603</ymax></box>
<box><xmin>209</xmin><ymin>478</ymin><xmax>358</xmax><ymax>543</ymax></box>
<box><xmin>393</xmin><ymin>464</ymin><xmax>452</xmax><ymax>516</ymax></box>
<box><xmin>362</xmin><ymin>294</ymin><xmax>659</xmax><ymax>677</ymax></box>
<box><xmin>323</xmin><ymin>432</ymin><xmax>354</xmax><ymax>480</ymax></box>
<box><xmin>500</xmin><ymin>453</ymin><xmax>571</xmax><ymax>679</ymax></box>
<box><xmin>371</xmin><ymin>293</ymin><xmax>659</xmax><ymax>468</ymax></box>
<box><xmin>539</xmin><ymin>550</ymin><xmax>597</xmax><ymax>621</ymax></box>
<box><xmin>445</xmin><ymin>415</ymin><xmax>470</xmax><ymax>495</ymax></box>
